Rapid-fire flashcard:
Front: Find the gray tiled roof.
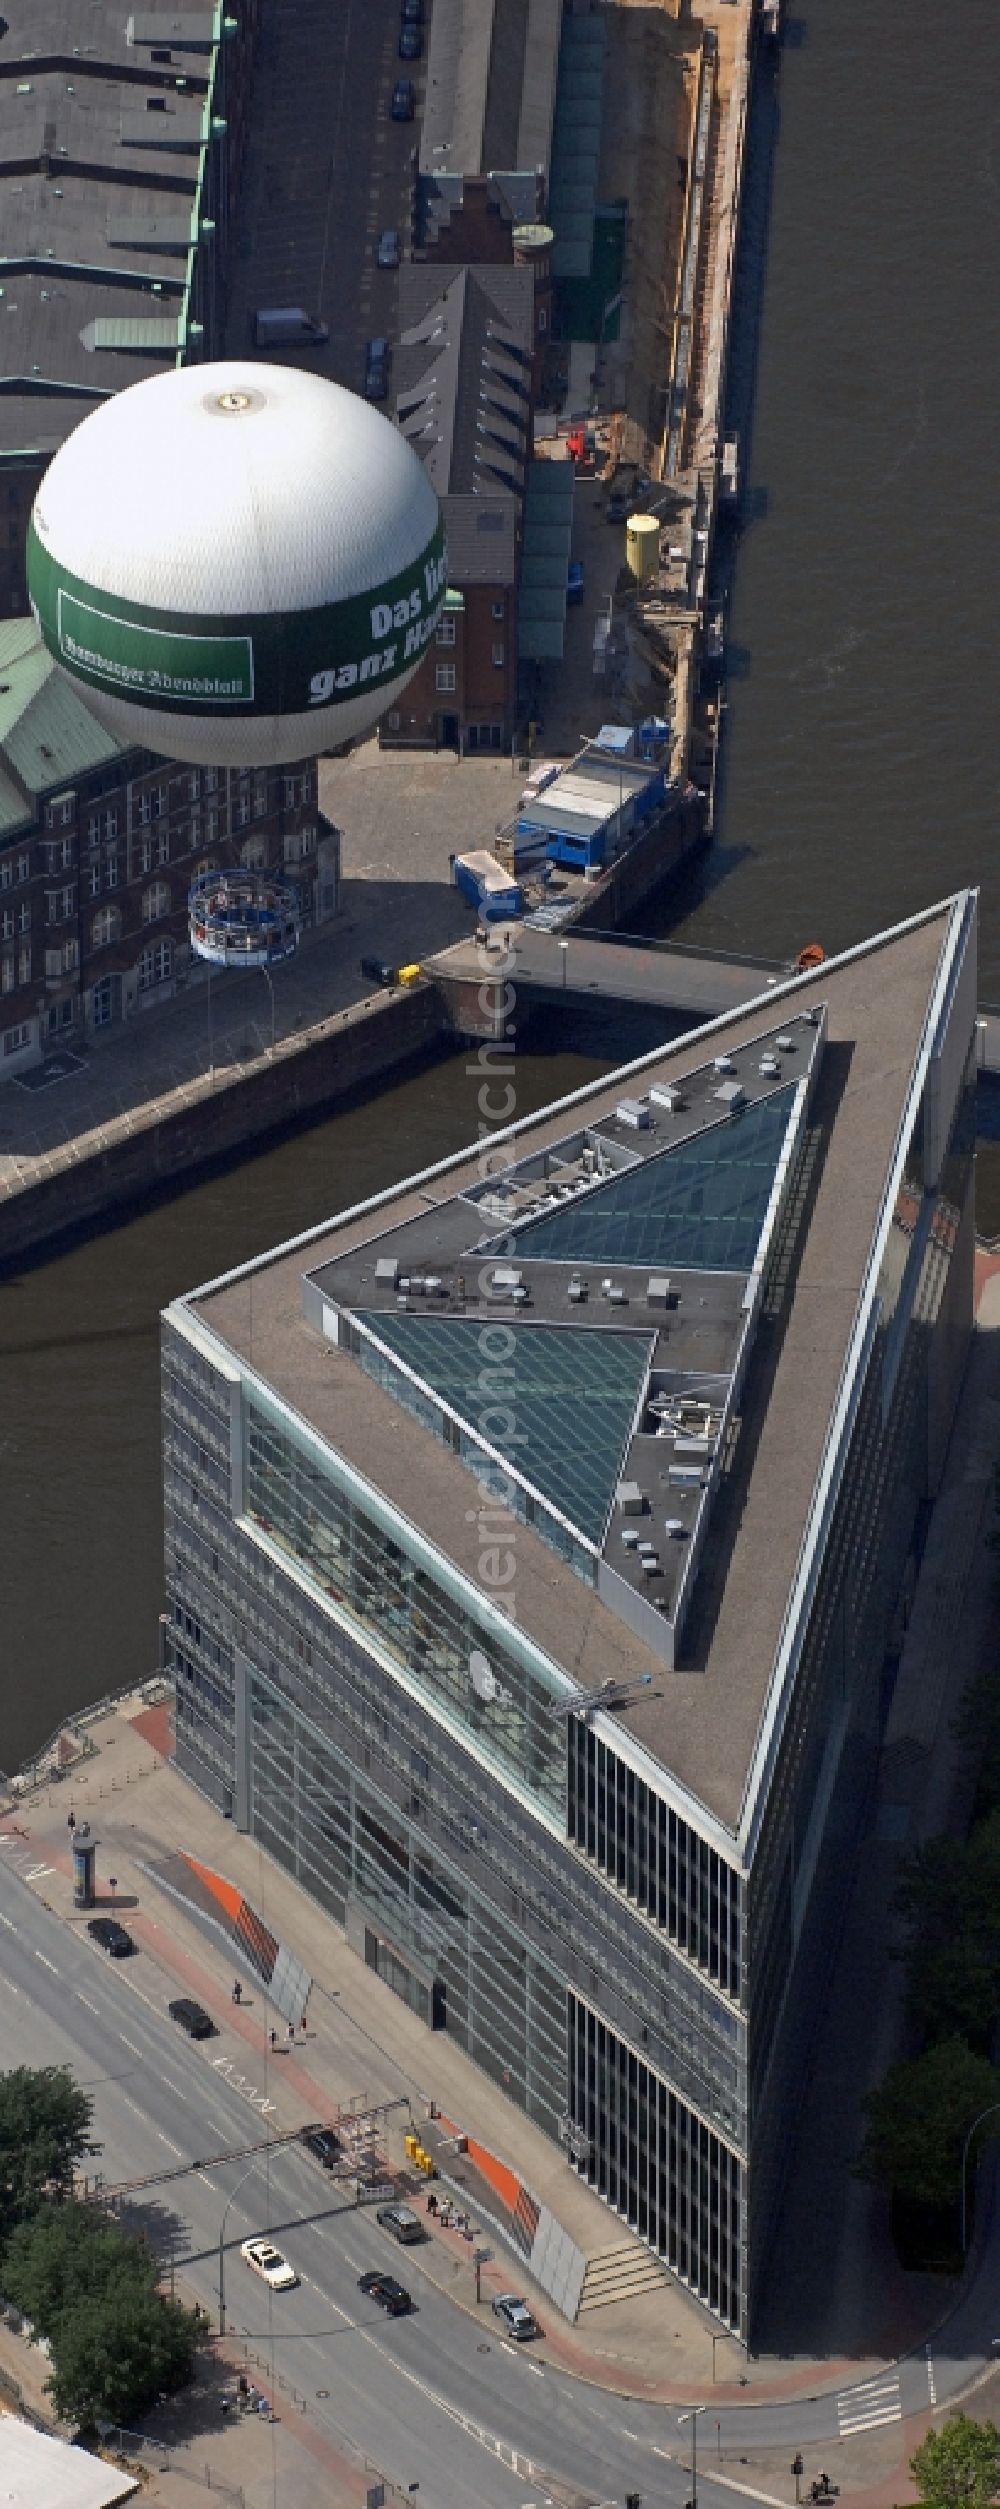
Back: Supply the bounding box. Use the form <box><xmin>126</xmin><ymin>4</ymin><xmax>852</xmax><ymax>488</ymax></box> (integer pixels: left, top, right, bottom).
<box><xmin>0</xmin><ymin>2</ymin><xmax>215</xmax><ymax>459</ymax></box>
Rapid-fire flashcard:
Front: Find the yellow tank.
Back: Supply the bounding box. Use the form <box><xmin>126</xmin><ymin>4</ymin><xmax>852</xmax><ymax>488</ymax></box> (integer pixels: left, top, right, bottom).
<box><xmin>626</xmin><ymin>513</ymin><xmax>660</xmax><ymax>585</ymax></box>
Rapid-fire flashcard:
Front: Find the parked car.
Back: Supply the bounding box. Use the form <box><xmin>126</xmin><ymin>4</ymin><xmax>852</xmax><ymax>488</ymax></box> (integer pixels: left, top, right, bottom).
<box><xmin>390</xmin><ymin>78</ymin><xmax>416</xmax><ymax>120</ymax></box>
<box><xmin>359</xmin><ymin>956</ymin><xmax>396</xmax><ymax>986</ymax></box>
<box><xmin>491</xmin><ymin>2293</ymin><xmax>540</xmax><ymax>2341</ymax></box>
<box><xmin>168</xmin><ymin>1996</ymin><xmax>216</xmax><ymax>2040</ymax></box>
<box><xmin>567</xmin><ymin>559</ymin><xmax>585</xmax><ymax>605</ymax></box>
<box><xmin>365</xmin><ymin>337</ymin><xmax>390</xmax><ymax>401</ymax></box>
<box><xmin>302</xmin><ymin>2125</ymin><xmax>341</xmax><ymax>2168</ymax></box>
<box><xmin>376</xmin><ymin>2203</ymin><xmax>425</xmax><ymax>2246</ymax></box>
<box><xmin>241</xmin><ymin>2238</ymin><xmax>298</xmax><ymax>2291</ymax></box>
<box><xmin>253</xmin><ymin>307</ymin><xmax>329</xmax><ymax>350</ymax></box>
<box><xmin>87</xmin><ymin>1916</ymin><xmax>135</xmax><ymax>1957</ymax></box>
<box><xmin>400</xmin><ymin>0</ymin><xmax>424</xmax><ymax>19</ymax></box>
<box><xmin>377</xmin><ymin>227</ymin><xmax>401</xmax><ymax>269</ymax></box>
<box><xmin>358</xmin><ymin>2270</ymin><xmax>413</xmax><ymax>2316</ymax></box>
<box><xmin>398</xmin><ymin>23</ymin><xmax>422</xmax><ymax>55</ymax></box>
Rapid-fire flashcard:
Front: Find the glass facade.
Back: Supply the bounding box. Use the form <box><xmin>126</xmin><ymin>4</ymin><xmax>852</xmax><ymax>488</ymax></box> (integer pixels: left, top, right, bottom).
<box><xmin>569</xmin><ymin>1994</ymin><xmax>743</xmax><ymax>2327</ymax></box>
<box><xmin>354</xmin><ymin>1313</ymin><xmax>653</xmax><ymax>1545</ymax></box>
<box><xmin>569</xmin><ymin>1724</ymin><xmax>743</xmax><ymax>1998</ymax></box>
<box><xmin>495</xmin><ymin>1086</ymin><xmax>796</xmax><ymax>1271</ymax></box>
<box><xmin>745</xmin><ymin>1069</ymin><xmax>976</xmax><ymax>2289</ymax></box>
<box><xmin>248</xmin><ymin>1668</ymin><xmax>568</xmax><ymax>2131</ymax></box>
<box><xmin>241</xmin><ymin>1380</ymin><xmax>568</xmax><ymax>1818</ymax></box>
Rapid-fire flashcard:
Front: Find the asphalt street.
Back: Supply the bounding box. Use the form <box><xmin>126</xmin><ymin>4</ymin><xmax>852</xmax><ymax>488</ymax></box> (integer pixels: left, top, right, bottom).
<box><xmin>0</xmin><ymin>1848</ymin><xmax>996</xmax><ymax>2505</ymax></box>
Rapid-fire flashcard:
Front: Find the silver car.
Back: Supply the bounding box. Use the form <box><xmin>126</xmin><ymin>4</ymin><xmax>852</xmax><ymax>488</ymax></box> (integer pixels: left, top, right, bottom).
<box><xmin>377</xmin><ymin>228</ymin><xmax>401</xmax><ymax>269</ymax></box>
<box><xmin>491</xmin><ymin>2292</ymin><xmax>539</xmax><ymax>2340</ymax></box>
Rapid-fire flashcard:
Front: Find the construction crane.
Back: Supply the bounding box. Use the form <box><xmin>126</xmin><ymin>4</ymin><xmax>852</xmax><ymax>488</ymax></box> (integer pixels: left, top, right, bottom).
<box><xmin>548</xmin><ymin>1674</ymin><xmax>654</xmax><ymax>1721</ymax></box>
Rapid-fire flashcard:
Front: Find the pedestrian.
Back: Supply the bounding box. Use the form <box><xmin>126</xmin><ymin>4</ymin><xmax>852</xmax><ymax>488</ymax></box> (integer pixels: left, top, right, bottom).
<box><xmin>67</xmin><ymin>1810</ymin><xmax>76</xmax><ymax>1834</ymax></box>
<box><xmin>287</xmin><ymin>2019</ymin><xmax>295</xmax><ymax>2046</ymax></box>
<box><xmin>269</xmin><ymin>2027</ymin><xmax>277</xmax><ymax>2051</ymax></box>
<box><xmin>232</xmin><ymin>1978</ymin><xmax>242</xmax><ymax>2005</ymax></box>
<box><xmin>299</xmin><ymin>2012</ymin><xmax>307</xmax><ymax>2035</ymax></box>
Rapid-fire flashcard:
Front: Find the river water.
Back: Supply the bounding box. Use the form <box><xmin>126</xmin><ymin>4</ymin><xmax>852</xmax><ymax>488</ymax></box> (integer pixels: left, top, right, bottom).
<box><xmin>3</xmin><ymin>0</ymin><xmax>1000</xmax><ymax>1762</ymax></box>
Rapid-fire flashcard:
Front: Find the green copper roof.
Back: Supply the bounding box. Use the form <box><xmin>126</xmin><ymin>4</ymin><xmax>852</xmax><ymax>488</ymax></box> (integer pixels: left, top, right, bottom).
<box><xmin>356</xmin><ymin>1313</ymin><xmax>654</xmax><ymax>1545</ymax></box>
<box><xmin>501</xmin><ymin>1086</ymin><xmax>798</xmax><ymax>1273</ymax></box>
<box><xmin>0</xmin><ymin>621</ymin><xmax>126</xmax><ymax>807</ymax></box>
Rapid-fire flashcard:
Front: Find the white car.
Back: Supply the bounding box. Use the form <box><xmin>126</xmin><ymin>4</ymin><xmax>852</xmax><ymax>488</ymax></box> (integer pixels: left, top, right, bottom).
<box><xmin>240</xmin><ymin>2237</ymin><xmax>298</xmax><ymax>2291</ymax></box>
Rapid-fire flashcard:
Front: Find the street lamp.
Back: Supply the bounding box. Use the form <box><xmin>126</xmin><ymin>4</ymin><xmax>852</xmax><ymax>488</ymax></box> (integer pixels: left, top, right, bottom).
<box><xmin>218</xmin><ymin>2160</ymin><xmax>264</xmax><ymax>2335</ymax></box>
<box><xmin>558</xmin><ymin>940</ymin><xmax>569</xmax><ymax>990</ymax></box>
<box><xmin>678</xmin><ymin>2401</ymin><xmax>708</xmax><ymax>2509</ymax></box>
<box><xmin>960</xmin><ymin>2101</ymin><xmax>1000</xmax><ymax>2256</ymax></box>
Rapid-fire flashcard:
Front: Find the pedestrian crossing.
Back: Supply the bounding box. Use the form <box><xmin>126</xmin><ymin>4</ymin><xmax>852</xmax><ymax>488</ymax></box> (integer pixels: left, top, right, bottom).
<box><xmin>836</xmin><ymin>2371</ymin><xmax>902</xmax><ymax>2437</ymax></box>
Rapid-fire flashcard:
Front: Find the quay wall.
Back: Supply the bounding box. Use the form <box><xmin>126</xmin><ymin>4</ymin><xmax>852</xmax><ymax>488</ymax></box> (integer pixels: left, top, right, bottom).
<box><xmin>0</xmin><ymin>981</ymin><xmax>447</xmax><ymax>1270</ymax></box>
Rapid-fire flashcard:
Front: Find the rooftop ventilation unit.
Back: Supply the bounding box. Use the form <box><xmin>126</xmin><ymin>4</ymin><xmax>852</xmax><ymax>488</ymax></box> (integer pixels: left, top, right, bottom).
<box><xmin>375</xmin><ymin>1256</ymin><xmax>400</xmax><ymax>1288</ymax></box>
<box><xmin>758</xmin><ymin>1054</ymin><xmax>780</xmax><ymax>1076</ymax></box>
<box><xmin>664</xmin><ymin>1518</ymin><xmax>687</xmax><ymax>1539</ymax></box>
<box><xmin>647</xmin><ymin>1275</ymin><xmax>671</xmax><ymax>1307</ymax></box>
<box><xmin>567</xmin><ymin>1276</ymin><xmax>587</xmax><ymax>1302</ymax></box>
<box><xmin>713</xmin><ymin>1055</ymin><xmax>735</xmax><ymax>1075</ymax></box>
<box><xmin>650</xmin><ymin>1083</ymin><xmax>685</xmax><ymax>1113</ymax></box>
<box><xmin>714</xmin><ymin>1080</ymin><xmax>746</xmax><ymax>1113</ymax></box>
<box><xmin>776</xmin><ymin>1033</ymin><xmax>795</xmax><ymax>1051</ymax></box>
<box><xmin>615</xmin><ymin>1098</ymin><xmax>650</xmax><ymax>1130</ymax></box>
<box><xmin>616</xmin><ymin>1481</ymin><xmax>645</xmax><ymax>1514</ymax></box>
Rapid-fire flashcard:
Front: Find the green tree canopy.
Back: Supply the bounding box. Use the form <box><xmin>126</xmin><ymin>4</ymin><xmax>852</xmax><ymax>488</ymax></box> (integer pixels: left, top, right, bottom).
<box><xmin>895</xmin><ymin>1814</ymin><xmax>1000</xmax><ymax>2050</ymax></box>
<box><xmin>44</xmin><ymin>2287</ymin><xmax>201</xmax><ymax>2429</ymax></box>
<box><xmin>911</xmin><ymin>2414</ymin><xmax>1000</xmax><ymax>2509</ymax></box>
<box><xmin>856</xmin><ymin>2038</ymin><xmax>1000</xmax><ymax>2207</ymax></box>
<box><xmin>1</xmin><ymin>2200</ymin><xmax>156</xmax><ymax>2335</ymax></box>
<box><xmin>0</xmin><ymin>2067</ymin><xmax>96</xmax><ymax>2237</ymax></box>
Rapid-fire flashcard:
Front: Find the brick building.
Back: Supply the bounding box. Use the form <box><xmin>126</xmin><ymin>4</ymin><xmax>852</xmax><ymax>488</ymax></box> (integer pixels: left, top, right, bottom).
<box><xmin>385</xmin><ymin>265</ymin><xmax>535</xmax><ymax>754</ymax></box>
<box><xmin>0</xmin><ymin>623</ymin><xmax>337</xmax><ymax>1079</ymax></box>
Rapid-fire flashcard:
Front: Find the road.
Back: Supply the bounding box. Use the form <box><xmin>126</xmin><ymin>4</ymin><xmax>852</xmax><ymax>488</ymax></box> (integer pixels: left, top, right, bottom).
<box><xmin>226</xmin><ymin>0</ymin><xmax>417</xmax><ymax>401</ymax></box>
<box><xmin>0</xmin><ymin>1847</ymin><xmax>996</xmax><ymax>2504</ymax></box>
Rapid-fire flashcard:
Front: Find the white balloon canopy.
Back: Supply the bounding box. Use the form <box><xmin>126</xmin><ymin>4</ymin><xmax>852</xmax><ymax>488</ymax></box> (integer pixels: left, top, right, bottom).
<box><xmin>27</xmin><ymin>361</ymin><xmax>447</xmax><ymax>766</ymax></box>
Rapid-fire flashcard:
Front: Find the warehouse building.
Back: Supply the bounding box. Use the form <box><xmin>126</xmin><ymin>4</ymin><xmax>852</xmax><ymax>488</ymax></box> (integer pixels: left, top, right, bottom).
<box><xmin>0</xmin><ymin>0</ymin><xmax>258</xmax><ymax>619</ymax></box>
<box><xmin>162</xmin><ymin>893</ymin><xmax>977</xmax><ymax>2338</ymax></box>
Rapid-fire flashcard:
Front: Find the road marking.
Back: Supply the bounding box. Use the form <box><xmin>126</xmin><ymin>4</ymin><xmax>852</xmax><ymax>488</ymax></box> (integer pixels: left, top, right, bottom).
<box><xmin>157</xmin><ymin>2131</ymin><xmax>183</xmax><ymax>2156</ymax></box>
<box><xmin>120</xmin><ymin>2037</ymin><xmax>144</xmax><ymax>2058</ymax></box>
<box><xmin>77</xmin><ymin>1994</ymin><xmax>100</xmax><ymax>2015</ymax></box>
<box><xmin>34</xmin><ymin>1950</ymin><xmax>58</xmax><ymax>1972</ymax></box>
<box><xmin>926</xmin><ymin>2342</ymin><xmax>937</xmax><ymax>2406</ymax></box>
<box><xmin>525</xmin><ymin>2361</ymin><xmax>544</xmax><ymax>2377</ymax></box>
<box><xmin>0</xmin><ymin>1912</ymin><xmax>13</xmax><ymax>1929</ymax></box>
<box><xmin>837</xmin><ymin>2370</ymin><xmax>901</xmax><ymax>2436</ymax></box>
<box><xmin>25</xmin><ymin>1865</ymin><xmax>54</xmax><ymax>1882</ymax></box>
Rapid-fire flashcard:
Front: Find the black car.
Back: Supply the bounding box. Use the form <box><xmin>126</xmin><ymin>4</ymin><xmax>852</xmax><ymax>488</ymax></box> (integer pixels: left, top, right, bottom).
<box><xmin>398</xmin><ymin>23</ymin><xmax>422</xmax><ymax>55</ymax></box>
<box><xmin>390</xmin><ymin>78</ymin><xmax>415</xmax><ymax>120</ymax></box>
<box><xmin>358</xmin><ymin>2270</ymin><xmax>412</xmax><ymax>2316</ymax></box>
<box><xmin>360</xmin><ymin>956</ymin><xmax>396</xmax><ymax>985</ymax></box>
<box><xmin>400</xmin><ymin>0</ymin><xmax>423</xmax><ymax>18</ymax></box>
<box><xmin>87</xmin><ymin>1916</ymin><xmax>135</xmax><ymax>1957</ymax></box>
<box><xmin>302</xmin><ymin>2125</ymin><xmax>341</xmax><ymax>2168</ymax></box>
<box><xmin>168</xmin><ymin>1996</ymin><xmax>217</xmax><ymax>2040</ymax></box>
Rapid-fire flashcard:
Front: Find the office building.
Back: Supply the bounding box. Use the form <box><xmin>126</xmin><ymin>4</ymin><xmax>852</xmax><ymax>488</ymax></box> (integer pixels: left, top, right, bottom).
<box><xmin>162</xmin><ymin>894</ymin><xmax>976</xmax><ymax>2337</ymax></box>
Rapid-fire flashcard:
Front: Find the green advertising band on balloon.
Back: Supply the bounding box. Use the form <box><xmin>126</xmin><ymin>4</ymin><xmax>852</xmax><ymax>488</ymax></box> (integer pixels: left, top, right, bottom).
<box><xmin>26</xmin><ymin>516</ymin><xmax>448</xmax><ymax>722</ymax></box>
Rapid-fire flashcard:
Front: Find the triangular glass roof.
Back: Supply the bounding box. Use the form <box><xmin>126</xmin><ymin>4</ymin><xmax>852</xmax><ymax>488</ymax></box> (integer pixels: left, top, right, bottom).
<box><xmin>493</xmin><ymin>1084</ymin><xmax>797</xmax><ymax>1273</ymax></box>
<box><xmin>355</xmin><ymin>1314</ymin><xmax>653</xmax><ymax>1545</ymax></box>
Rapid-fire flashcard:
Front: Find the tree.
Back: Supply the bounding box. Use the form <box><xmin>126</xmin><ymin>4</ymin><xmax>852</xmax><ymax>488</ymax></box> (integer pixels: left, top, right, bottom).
<box><xmin>894</xmin><ymin>1815</ymin><xmax>1000</xmax><ymax>2051</ymax></box>
<box><xmin>856</xmin><ymin>2039</ymin><xmax>1000</xmax><ymax>2208</ymax></box>
<box><xmin>1</xmin><ymin>2201</ymin><xmax>154</xmax><ymax>2334</ymax></box>
<box><xmin>0</xmin><ymin>2068</ymin><xmax>96</xmax><ymax>2237</ymax></box>
<box><xmin>911</xmin><ymin>2414</ymin><xmax>1000</xmax><ymax>2509</ymax></box>
<box><xmin>44</xmin><ymin>2287</ymin><xmax>201</xmax><ymax>2428</ymax></box>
